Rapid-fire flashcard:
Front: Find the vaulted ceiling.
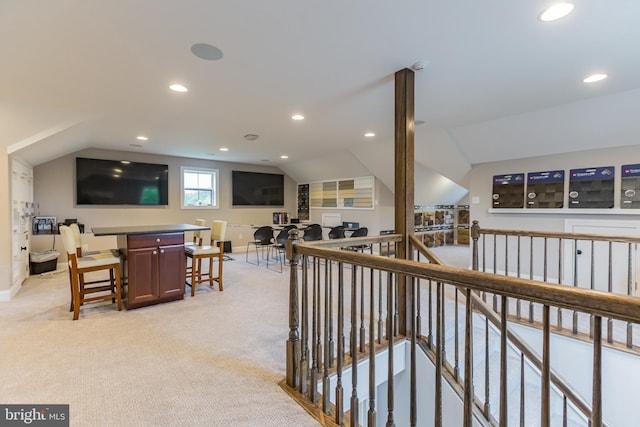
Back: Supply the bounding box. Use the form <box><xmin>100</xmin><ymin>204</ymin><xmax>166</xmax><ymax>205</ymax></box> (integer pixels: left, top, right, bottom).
<box><xmin>3</xmin><ymin>1</ymin><xmax>640</xmax><ymax>204</ymax></box>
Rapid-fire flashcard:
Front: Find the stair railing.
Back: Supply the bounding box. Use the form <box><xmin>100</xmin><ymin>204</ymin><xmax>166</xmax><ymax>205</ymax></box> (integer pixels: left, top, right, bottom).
<box><xmin>284</xmin><ymin>228</ymin><xmax>640</xmax><ymax>426</ymax></box>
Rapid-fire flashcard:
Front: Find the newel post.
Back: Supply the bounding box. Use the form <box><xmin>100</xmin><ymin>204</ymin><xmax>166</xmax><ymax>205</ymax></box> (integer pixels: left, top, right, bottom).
<box><xmin>471</xmin><ymin>220</ymin><xmax>480</xmax><ymax>271</ymax></box>
<box><xmin>285</xmin><ymin>228</ymin><xmax>301</xmax><ymax>388</ymax></box>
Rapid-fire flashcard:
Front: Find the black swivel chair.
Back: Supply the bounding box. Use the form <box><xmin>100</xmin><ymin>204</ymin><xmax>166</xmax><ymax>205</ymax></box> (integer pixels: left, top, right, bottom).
<box><xmin>302</xmin><ymin>224</ymin><xmax>323</xmax><ymax>241</ymax></box>
<box><xmin>267</xmin><ymin>225</ymin><xmax>297</xmax><ymax>273</ymax></box>
<box><xmin>347</xmin><ymin>227</ymin><xmax>372</xmax><ymax>253</ymax></box>
<box><xmin>246</xmin><ymin>226</ymin><xmax>274</xmax><ymax>265</ymax></box>
<box><xmin>328</xmin><ymin>226</ymin><xmax>346</xmax><ymax>239</ymax></box>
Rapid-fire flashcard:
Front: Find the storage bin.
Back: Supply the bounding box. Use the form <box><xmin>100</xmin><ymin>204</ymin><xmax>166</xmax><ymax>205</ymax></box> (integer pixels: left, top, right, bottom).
<box><xmin>29</xmin><ymin>250</ymin><xmax>60</xmax><ymax>275</ymax></box>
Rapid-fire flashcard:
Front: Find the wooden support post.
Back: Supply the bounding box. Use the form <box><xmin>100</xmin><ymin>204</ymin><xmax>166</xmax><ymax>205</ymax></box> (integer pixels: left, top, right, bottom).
<box><xmin>395</xmin><ymin>67</ymin><xmax>415</xmax><ymax>336</ymax></box>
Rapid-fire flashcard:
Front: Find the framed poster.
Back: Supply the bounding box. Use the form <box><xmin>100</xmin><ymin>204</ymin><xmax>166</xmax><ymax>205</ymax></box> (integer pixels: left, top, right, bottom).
<box><xmin>492</xmin><ymin>173</ymin><xmax>525</xmax><ymax>208</ymax></box>
<box><xmin>568</xmin><ymin>166</ymin><xmax>614</xmax><ymax>208</ymax></box>
<box><xmin>526</xmin><ymin>170</ymin><xmax>564</xmax><ymax>208</ymax></box>
<box><xmin>621</xmin><ymin>164</ymin><xmax>640</xmax><ymax>209</ymax></box>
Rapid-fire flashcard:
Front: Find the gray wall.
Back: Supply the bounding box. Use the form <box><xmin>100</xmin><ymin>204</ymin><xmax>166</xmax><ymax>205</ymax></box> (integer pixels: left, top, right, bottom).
<box><xmin>468</xmin><ymin>145</ymin><xmax>640</xmax><ymax>232</ymax></box>
<box><xmin>31</xmin><ymin>148</ymin><xmax>396</xmax><ymax>253</ymax></box>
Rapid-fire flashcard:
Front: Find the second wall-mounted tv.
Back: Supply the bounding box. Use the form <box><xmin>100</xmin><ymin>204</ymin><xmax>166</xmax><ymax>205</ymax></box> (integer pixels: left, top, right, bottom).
<box><xmin>76</xmin><ymin>157</ymin><xmax>169</xmax><ymax>205</ymax></box>
<box><xmin>232</xmin><ymin>170</ymin><xmax>284</xmax><ymax>206</ymax></box>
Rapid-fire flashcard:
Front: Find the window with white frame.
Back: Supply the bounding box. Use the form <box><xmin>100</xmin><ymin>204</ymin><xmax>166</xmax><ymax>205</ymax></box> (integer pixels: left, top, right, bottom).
<box><xmin>181</xmin><ymin>166</ymin><xmax>219</xmax><ymax>208</ymax></box>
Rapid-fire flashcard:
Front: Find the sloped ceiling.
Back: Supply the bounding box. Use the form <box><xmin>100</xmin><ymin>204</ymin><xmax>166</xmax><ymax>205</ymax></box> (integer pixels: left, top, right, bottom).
<box><xmin>3</xmin><ymin>1</ymin><xmax>640</xmax><ymax>203</ymax></box>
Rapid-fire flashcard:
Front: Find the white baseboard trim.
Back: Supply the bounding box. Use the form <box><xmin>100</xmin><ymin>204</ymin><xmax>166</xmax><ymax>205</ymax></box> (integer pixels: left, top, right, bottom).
<box><xmin>0</xmin><ymin>279</ymin><xmax>23</xmax><ymax>301</ymax></box>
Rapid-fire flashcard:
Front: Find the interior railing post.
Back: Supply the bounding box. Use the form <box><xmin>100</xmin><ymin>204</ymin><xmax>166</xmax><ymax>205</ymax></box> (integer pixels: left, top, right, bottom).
<box><xmin>592</xmin><ymin>315</ymin><xmax>603</xmax><ymax>427</ymax></box>
<box><xmin>557</xmin><ymin>238</ymin><xmax>563</xmax><ymax>331</ymax></box>
<box><xmin>517</xmin><ymin>235</ymin><xmax>522</xmax><ymax>320</ymax></box>
<box><xmin>309</xmin><ymin>257</ymin><xmax>318</xmax><ymax>403</ymax></box>
<box><xmin>627</xmin><ymin>243</ymin><xmax>634</xmax><ymax>348</ymax></box>
<box><xmin>529</xmin><ymin>236</ymin><xmax>534</xmax><ymax>323</ymax></box>
<box><xmin>299</xmin><ymin>253</ymin><xmax>309</xmax><ymax>395</ymax></box>
<box><xmin>410</xmin><ymin>277</ymin><xmax>417</xmax><ymax>427</ymax></box>
<box><xmin>500</xmin><ymin>296</ymin><xmax>508</xmax><ymax>426</ymax></box>
<box><xmin>541</xmin><ymin>305</ymin><xmax>551</xmax><ymax>427</ymax></box>
<box><xmin>315</xmin><ymin>258</ymin><xmax>322</xmax><ymax>383</ymax></box>
<box><xmin>285</xmin><ymin>230</ymin><xmax>301</xmax><ymax>389</ymax></box>
<box><xmin>471</xmin><ymin>220</ymin><xmax>480</xmax><ymax>272</ymax></box>
<box><xmin>589</xmin><ymin>240</ymin><xmax>595</xmax><ymax>340</ymax></box>
<box><xmin>607</xmin><ymin>242</ymin><xmax>613</xmax><ymax>344</ymax></box>
<box><xmin>519</xmin><ymin>353</ymin><xmax>525</xmax><ymax>427</ymax></box>
<box><xmin>322</xmin><ymin>258</ymin><xmax>331</xmax><ymax>414</ymax></box>
<box><xmin>416</xmin><ymin>277</ymin><xmax>422</xmax><ymax>338</ymax></box>
<box><xmin>493</xmin><ymin>234</ymin><xmax>498</xmax><ymax>311</ymax></box>
<box><xmin>360</xmin><ymin>264</ymin><xmax>366</xmax><ymax>353</ymax></box>
<box><xmin>434</xmin><ymin>281</ymin><xmax>443</xmax><ymax>427</ymax></box>
<box><xmin>428</xmin><ymin>280</ymin><xmax>433</xmax><ymax>348</ymax></box>
<box><xmin>335</xmin><ymin>262</ymin><xmax>345</xmax><ymax>425</ymax></box>
<box><xmin>386</xmin><ymin>271</ymin><xmax>396</xmax><ymax>427</ymax></box>
<box><xmin>368</xmin><ymin>266</ymin><xmax>377</xmax><ymax>427</ymax></box>
<box><xmin>463</xmin><ymin>288</ymin><xmax>474</xmax><ymax>427</ymax></box>
<box><xmin>484</xmin><ymin>316</ymin><xmax>490</xmax><ymax>418</ymax></box>
<box><xmin>328</xmin><ymin>261</ymin><xmax>335</xmax><ymax>368</ymax></box>
<box><xmin>378</xmin><ymin>269</ymin><xmax>384</xmax><ymax>344</ymax></box>
<box><xmin>573</xmin><ymin>239</ymin><xmax>580</xmax><ymax>335</ymax></box>
<box><xmin>454</xmin><ymin>288</ymin><xmax>460</xmax><ymax>382</ymax></box>
<box><xmin>350</xmin><ymin>265</ymin><xmax>360</xmax><ymax>427</ymax></box>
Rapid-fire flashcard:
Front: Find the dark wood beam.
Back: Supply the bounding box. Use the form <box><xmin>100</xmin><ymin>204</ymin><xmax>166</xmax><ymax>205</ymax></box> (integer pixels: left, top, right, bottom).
<box><xmin>394</xmin><ymin>68</ymin><xmax>415</xmax><ymax>335</ymax></box>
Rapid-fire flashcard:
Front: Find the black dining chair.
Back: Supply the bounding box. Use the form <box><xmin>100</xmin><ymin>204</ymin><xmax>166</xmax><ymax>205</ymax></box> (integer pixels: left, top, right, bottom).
<box><xmin>267</xmin><ymin>225</ymin><xmax>297</xmax><ymax>272</ymax></box>
<box><xmin>302</xmin><ymin>224</ymin><xmax>323</xmax><ymax>241</ymax></box>
<box><xmin>346</xmin><ymin>227</ymin><xmax>372</xmax><ymax>253</ymax></box>
<box><xmin>328</xmin><ymin>225</ymin><xmax>346</xmax><ymax>239</ymax></box>
<box><xmin>246</xmin><ymin>226</ymin><xmax>274</xmax><ymax>265</ymax></box>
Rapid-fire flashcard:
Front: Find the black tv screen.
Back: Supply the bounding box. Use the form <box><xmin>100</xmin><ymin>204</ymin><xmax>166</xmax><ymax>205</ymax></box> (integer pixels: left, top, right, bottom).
<box><xmin>232</xmin><ymin>171</ymin><xmax>284</xmax><ymax>206</ymax></box>
<box><xmin>76</xmin><ymin>157</ymin><xmax>169</xmax><ymax>205</ymax></box>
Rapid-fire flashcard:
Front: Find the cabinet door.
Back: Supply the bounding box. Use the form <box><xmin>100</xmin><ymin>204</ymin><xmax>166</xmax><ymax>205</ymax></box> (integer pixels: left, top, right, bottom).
<box><xmin>127</xmin><ymin>247</ymin><xmax>159</xmax><ymax>306</ymax></box>
<box><xmin>158</xmin><ymin>244</ymin><xmax>186</xmax><ymax>298</ymax></box>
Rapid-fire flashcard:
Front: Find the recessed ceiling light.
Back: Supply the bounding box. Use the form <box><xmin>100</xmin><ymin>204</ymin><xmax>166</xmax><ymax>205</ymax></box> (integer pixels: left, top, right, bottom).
<box><xmin>539</xmin><ymin>3</ymin><xmax>574</xmax><ymax>22</ymax></box>
<box><xmin>169</xmin><ymin>83</ymin><xmax>188</xmax><ymax>92</ymax></box>
<box><xmin>129</xmin><ymin>144</ymin><xmax>143</xmax><ymax>148</ymax></box>
<box><xmin>244</xmin><ymin>134</ymin><xmax>259</xmax><ymax>141</ymax></box>
<box><xmin>583</xmin><ymin>73</ymin><xmax>608</xmax><ymax>83</ymax></box>
<box><xmin>190</xmin><ymin>43</ymin><xmax>224</xmax><ymax>61</ymax></box>
<box><xmin>364</xmin><ymin>132</ymin><xmax>375</xmax><ymax>138</ymax></box>
<box><xmin>291</xmin><ymin>114</ymin><xmax>304</xmax><ymax>121</ymax></box>
<box><xmin>120</xmin><ymin>160</ymin><xmax>131</xmax><ymax>164</ymax></box>
<box><xmin>136</xmin><ymin>136</ymin><xmax>148</xmax><ymax>141</ymax></box>
<box><xmin>280</xmin><ymin>155</ymin><xmax>289</xmax><ymax>159</ymax></box>
<box><xmin>219</xmin><ymin>147</ymin><xmax>229</xmax><ymax>152</ymax></box>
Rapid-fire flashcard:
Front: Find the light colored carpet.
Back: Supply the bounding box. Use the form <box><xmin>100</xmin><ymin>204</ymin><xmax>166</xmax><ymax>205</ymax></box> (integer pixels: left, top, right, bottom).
<box><xmin>0</xmin><ymin>254</ymin><xmax>321</xmax><ymax>427</ymax></box>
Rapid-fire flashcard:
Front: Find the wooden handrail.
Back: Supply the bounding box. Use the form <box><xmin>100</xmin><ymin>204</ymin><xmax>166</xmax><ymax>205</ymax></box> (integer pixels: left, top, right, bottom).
<box><xmin>292</xmin><ymin>241</ymin><xmax>640</xmax><ymax>324</ymax></box>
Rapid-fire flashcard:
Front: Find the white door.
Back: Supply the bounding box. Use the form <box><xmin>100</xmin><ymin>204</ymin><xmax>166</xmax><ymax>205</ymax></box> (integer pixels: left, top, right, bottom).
<box><xmin>563</xmin><ymin>219</ymin><xmax>640</xmax><ymax>296</ymax></box>
<box><xmin>11</xmin><ymin>159</ymin><xmax>33</xmax><ymax>288</ymax></box>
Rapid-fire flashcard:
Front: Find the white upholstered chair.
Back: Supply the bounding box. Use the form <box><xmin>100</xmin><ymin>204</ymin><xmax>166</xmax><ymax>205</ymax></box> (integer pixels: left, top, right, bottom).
<box><xmin>60</xmin><ymin>225</ymin><xmax>122</xmax><ymax>320</ymax></box>
<box><xmin>185</xmin><ymin>220</ymin><xmax>227</xmax><ymax>296</ymax></box>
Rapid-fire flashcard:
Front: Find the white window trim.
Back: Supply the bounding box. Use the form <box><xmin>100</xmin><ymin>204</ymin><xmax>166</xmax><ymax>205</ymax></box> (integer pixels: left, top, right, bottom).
<box><xmin>180</xmin><ymin>166</ymin><xmax>219</xmax><ymax>209</ymax></box>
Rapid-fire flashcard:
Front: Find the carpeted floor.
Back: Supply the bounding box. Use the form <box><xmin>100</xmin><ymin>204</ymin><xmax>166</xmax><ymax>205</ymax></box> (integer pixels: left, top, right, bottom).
<box><xmin>0</xmin><ymin>245</ymin><xmax>470</xmax><ymax>426</ymax></box>
<box><xmin>0</xmin><ymin>254</ymin><xmax>322</xmax><ymax>427</ymax></box>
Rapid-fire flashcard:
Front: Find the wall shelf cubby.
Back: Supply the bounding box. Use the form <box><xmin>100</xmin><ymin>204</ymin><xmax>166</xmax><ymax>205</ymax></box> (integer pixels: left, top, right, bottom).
<box><xmin>300</xmin><ymin>176</ymin><xmax>375</xmax><ymax>211</ymax></box>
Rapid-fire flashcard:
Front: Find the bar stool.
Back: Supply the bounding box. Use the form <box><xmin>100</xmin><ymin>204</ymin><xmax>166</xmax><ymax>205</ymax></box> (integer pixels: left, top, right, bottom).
<box><xmin>59</xmin><ymin>225</ymin><xmax>122</xmax><ymax>320</ymax></box>
<box><xmin>185</xmin><ymin>220</ymin><xmax>227</xmax><ymax>296</ymax></box>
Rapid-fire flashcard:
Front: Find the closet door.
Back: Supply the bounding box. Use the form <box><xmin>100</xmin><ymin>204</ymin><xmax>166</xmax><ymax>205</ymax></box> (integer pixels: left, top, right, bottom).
<box><xmin>11</xmin><ymin>159</ymin><xmax>33</xmax><ymax>287</ymax></box>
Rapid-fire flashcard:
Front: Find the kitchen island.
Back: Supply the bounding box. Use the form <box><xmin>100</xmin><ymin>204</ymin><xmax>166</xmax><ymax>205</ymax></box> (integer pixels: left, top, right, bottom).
<box><xmin>93</xmin><ymin>224</ymin><xmax>209</xmax><ymax>309</ymax></box>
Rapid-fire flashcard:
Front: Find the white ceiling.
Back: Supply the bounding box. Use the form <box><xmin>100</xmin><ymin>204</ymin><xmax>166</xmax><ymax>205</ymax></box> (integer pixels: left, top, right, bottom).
<box><xmin>3</xmin><ymin>1</ymin><xmax>640</xmax><ymax>190</ymax></box>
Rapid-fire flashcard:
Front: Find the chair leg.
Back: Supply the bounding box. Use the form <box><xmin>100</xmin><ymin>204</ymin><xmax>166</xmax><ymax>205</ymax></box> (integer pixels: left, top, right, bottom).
<box><xmin>114</xmin><ymin>264</ymin><xmax>122</xmax><ymax>311</ymax></box>
<box><xmin>216</xmin><ymin>253</ymin><xmax>224</xmax><ymax>291</ymax></box>
<box><xmin>71</xmin><ymin>271</ymin><xmax>81</xmax><ymax>321</ymax></box>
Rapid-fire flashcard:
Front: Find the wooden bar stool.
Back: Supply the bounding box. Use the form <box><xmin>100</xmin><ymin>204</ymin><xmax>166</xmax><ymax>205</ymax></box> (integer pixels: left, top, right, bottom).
<box><xmin>59</xmin><ymin>225</ymin><xmax>122</xmax><ymax>320</ymax></box>
<box><xmin>185</xmin><ymin>220</ymin><xmax>227</xmax><ymax>296</ymax></box>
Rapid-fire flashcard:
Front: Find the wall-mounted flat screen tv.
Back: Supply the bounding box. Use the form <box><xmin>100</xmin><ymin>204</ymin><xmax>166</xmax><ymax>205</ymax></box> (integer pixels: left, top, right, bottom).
<box><xmin>76</xmin><ymin>157</ymin><xmax>169</xmax><ymax>205</ymax></box>
<box><xmin>232</xmin><ymin>170</ymin><xmax>284</xmax><ymax>206</ymax></box>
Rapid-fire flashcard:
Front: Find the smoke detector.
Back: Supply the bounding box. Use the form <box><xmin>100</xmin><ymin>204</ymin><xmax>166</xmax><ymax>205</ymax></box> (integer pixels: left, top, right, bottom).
<box><xmin>411</xmin><ymin>61</ymin><xmax>428</xmax><ymax>72</ymax></box>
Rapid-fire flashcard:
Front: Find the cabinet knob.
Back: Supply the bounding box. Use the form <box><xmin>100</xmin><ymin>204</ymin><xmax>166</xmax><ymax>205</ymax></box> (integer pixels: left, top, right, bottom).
<box><xmin>153</xmin><ymin>251</ymin><xmax>157</xmax><ymax>255</ymax></box>
<box><xmin>156</xmin><ymin>238</ymin><xmax>161</xmax><ymax>243</ymax></box>
<box><xmin>160</xmin><ymin>249</ymin><xmax>164</xmax><ymax>254</ymax></box>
